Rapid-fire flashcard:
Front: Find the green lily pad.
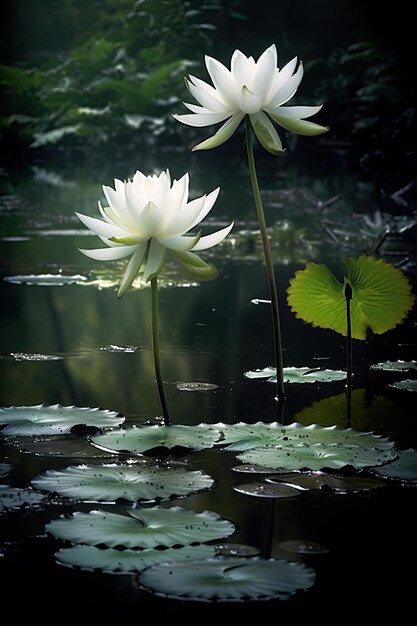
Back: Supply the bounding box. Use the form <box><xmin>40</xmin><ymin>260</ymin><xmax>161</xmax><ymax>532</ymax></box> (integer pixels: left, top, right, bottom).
<box><xmin>0</xmin><ymin>485</ymin><xmax>48</xmax><ymax>512</ymax></box>
<box><xmin>245</xmin><ymin>366</ymin><xmax>346</xmax><ymax>383</ymax></box>
<box><xmin>46</xmin><ymin>507</ymin><xmax>235</xmax><ymax>548</ymax></box>
<box><xmin>215</xmin><ymin>422</ymin><xmax>394</xmax><ymax>452</ymax></box>
<box><xmin>372</xmin><ymin>449</ymin><xmax>417</xmax><ymax>481</ymax></box>
<box><xmin>4</xmin><ymin>273</ymin><xmax>87</xmax><ymax>286</ymax></box>
<box><xmin>237</xmin><ymin>444</ymin><xmax>396</xmax><ymax>471</ymax></box>
<box><xmin>55</xmin><ymin>544</ymin><xmax>217</xmax><ymax>573</ymax></box>
<box><xmin>371</xmin><ymin>360</ymin><xmax>417</xmax><ymax>372</ymax></box>
<box><xmin>389</xmin><ymin>379</ymin><xmax>417</xmax><ymax>392</ymax></box>
<box><xmin>0</xmin><ymin>404</ymin><xmax>124</xmax><ymax>436</ymax></box>
<box><xmin>138</xmin><ymin>557</ymin><xmax>316</xmax><ymax>601</ymax></box>
<box><xmin>266</xmin><ymin>471</ymin><xmax>386</xmax><ymax>493</ymax></box>
<box><xmin>287</xmin><ymin>256</ymin><xmax>414</xmax><ymax>340</ymax></box>
<box><xmin>233</xmin><ymin>481</ymin><xmax>300</xmax><ymax>499</ymax></box>
<box><xmin>91</xmin><ymin>424</ymin><xmax>222</xmax><ymax>455</ymax></box>
<box><xmin>32</xmin><ymin>463</ymin><xmax>213</xmax><ymax>502</ymax></box>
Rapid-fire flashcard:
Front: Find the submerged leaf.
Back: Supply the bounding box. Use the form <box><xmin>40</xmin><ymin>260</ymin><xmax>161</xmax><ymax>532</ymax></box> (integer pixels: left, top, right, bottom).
<box><xmin>0</xmin><ymin>463</ymin><xmax>11</xmax><ymax>477</ymax></box>
<box><xmin>278</xmin><ymin>540</ymin><xmax>330</xmax><ymax>555</ymax></box>
<box><xmin>233</xmin><ymin>481</ymin><xmax>300</xmax><ymax>499</ymax></box>
<box><xmin>0</xmin><ymin>485</ymin><xmax>47</xmax><ymax>512</ymax></box>
<box><xmin>47</xmin><ymin>507</ymin><xmax>235</xmax><ymax>548</ymax></box>
<box><xmin>266</xmin><ymin>471</ymin><xmax>386</xmax><ymax>493</ymax></box>
<box><xmin>237</xmin><ymin>444</ymin><xmax>395</xmax><ymax>471</ymax></box>
<box><xmin>287</xmin><ymin>256</ymin><xmax>414</xmax><ymax>340</ymax></box>
<box><xmin>55</xmin><ymin>544</ymin><xmax>216</xmax><ymax>572</ymax></box>
<box><xmin>91</xmin><ymin>424</ymin><xmax>221</xmax><ymax>454</ymax></box>
<box><xmin>32</xmin><ymin>464</ymin><xmax>213</xmax><ymax>502</ymax></box>
<box><xmin>215</xmin><ymin>422</ymin><xmax>394</xmax><ymax>452</ymax></box>
<box><xmin>0</xmin><ymin>404</ymin><xmax>124</xmax><ymax>436</ymax></box>
<box><xmin>138</xmin><ymin>557</ymin><xmax>316</xmax><ymax>601</ymax></box>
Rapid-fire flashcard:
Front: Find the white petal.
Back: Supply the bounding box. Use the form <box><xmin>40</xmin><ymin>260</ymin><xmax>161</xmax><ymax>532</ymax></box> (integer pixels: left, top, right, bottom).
<box><xmin>117</xmin><ymin>244</ymin><xmax>148</xmax><ymax>298</ymax></box>
<box><xmin>102</xmin><ymin>185</ymin><xmax>131</xmax><ymax>227</ymax></box>
<box><xmin>76</xmin><ymin>212</ymin><xmax>128</xmax><ymax>239</ymax></box>
<box><xmin>165</xmin><ymin>194</ymin><xmax>206</xmax><ymax>238</ymax></box>
<box><xmin>231</xmin><ymin>49</ymin><xmax>255</xmax><ymax>87</ymax></box>
<box><xmin>139</xmin><ymin>201</ymin><xmax>163</xmax><ymax>236</ymax></box>
<box><xmin>186</xmin><ymin>77</ymin><xmax>229</xmax><ymax>112</ymax></box>
<box><xmin>161</xmin><ymin>174</ymin><xmax>189</xmax><ymax>233</ymax></box>
<box><xmin>188</xmin><ymin>187</ymin><xmax>220</xmax><ymax>230</ymax></box>
<box><xmin>143</xmin><ymin>239</ymin><xmax>166</xmax><ymax>282</ymax></box>
<box><xmin>205</xmin><ymin>56</ymin><xmax>239</xmax><ymax>106</ymax></box>
<box><xmin>252</xmin><ymin>45</ymin><xmax>277</xmax><ymax>101</ymax></box>
<box><xmin>79</xmin><ymin>245</ymin><xmax>136</xmax><ymax>261</ymax></box>
<box><xmin>273</xmin><ymin>105</ymin><xmax>323</xmax><ymax>119</ymax></box>
<box><xmin>192</xmin><ymin>222</ymin><xmax>234</xmax><ymax>251</ymax></box>
<box><xmin>267</xmin><ymin>62</ymin><xmax>304</xmax><ymax>107</ymax></box>
<box><xmin>192</xmin><ymin>112</ymin><xmax>245</xmax><ymax>151</ymax></box>
<box><xmin>160</xmin><ymin>232</ymin><xmax>201</xmax><ymax>252</ymax></box>
<box><xmin>125</xmin><ymin>178</ymin><xmax>147</xmax><ymax>219</ymax></box>
<box><xmin>173</xmin><ymin>111</ymin><xmax>231</xmax><ymax>127</ymax></box>
<box><xmin>237</xmin><ymin>86</ymin><xmax>262</xmax><ymax>114</ymax></box>
<box><xmin>98</xmin><ymin>201</ymin><xmax>113</xmax><ymax>224</ymax></box>
<box><xmin>250</xmin><ymin>111</ymin><xmax>285</xmax><ymax>155</ymax></box>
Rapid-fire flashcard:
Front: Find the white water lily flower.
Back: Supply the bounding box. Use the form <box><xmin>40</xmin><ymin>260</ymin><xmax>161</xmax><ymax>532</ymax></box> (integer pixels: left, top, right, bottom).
<box><xmin>77</xmin><ymin>169</ymin><xmax>233</xmax><ymax>297</ymax></box>
<box><xmin>173</xmin><ymin>44</ymin><xmax>328</xmax><ymax>154</ymax></box>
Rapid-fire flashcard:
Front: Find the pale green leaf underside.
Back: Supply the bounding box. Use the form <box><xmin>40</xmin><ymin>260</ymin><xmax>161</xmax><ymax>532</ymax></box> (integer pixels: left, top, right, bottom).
<box><xmin>389</xmin><ymin>379</ymin><xmax>417</xmax><ymax>392</ymax></box>
<box><xmin>237</xmin><ymin>444</ymin><xmax>395</xmax><ymax>470</ymax></box>
<box><xmin>213</xmin><ymin>422</ymin><xmax>394</xmax><ymax>452</ymax></box>
<box><xmin>372</xmin><ymin>449</ymin><xmax>417</xmax><ymax>480</ymax></box>
<box><xmin>287</xmin><ymin>256</ymin><xmax>414</xmax><ymax>340</ymax></box>
<box><xmin>55</xmin><ymin>544</ymin><xmax>216</xmax><ymax>572</ymax></box>
<box><xmin>245</xmin><ymin>366</ymin><xmax>346</xmax><ymax>383</ymax></box>
<box><xmin>46</xmin><ymin>507</ymin><xmax>235</xmax><ymax>548</ymax></box>
<box><xmin>32</xmin><ymin>464</ymin><xmax>213</xmax><ymax>502</ymax></box>
<box><xmin>0</xmin><ymin>404</ymin><xmax>124</xmax><ymax>436</ymax></box>
<box><xmin>91</xmin><ymin>424</ymin><xmax>221</xmax><ymax>454</ymax></box>
<box><xmin>138</xmin><ymin>557</ymin><xmax>316</xmax><ymax>601</ymax></box>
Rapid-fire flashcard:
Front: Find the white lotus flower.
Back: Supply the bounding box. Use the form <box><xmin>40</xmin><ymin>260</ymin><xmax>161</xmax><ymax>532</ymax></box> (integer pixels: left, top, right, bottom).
<box><xmin>77</xmin><ymin>169</ymin><xmax>233</xmax><ymax>297</ymax></box>
<box><xmin>173</xmin><ymin>44</ymin><xmax>328</xmax><ymax>154</ymax></box>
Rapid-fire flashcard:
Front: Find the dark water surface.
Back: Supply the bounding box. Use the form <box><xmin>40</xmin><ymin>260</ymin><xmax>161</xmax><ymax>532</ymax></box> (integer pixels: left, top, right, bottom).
<box><xmin>1</xmin><ymin>150</ymin><xmax>416</xmax><ymax>619</ymax></box>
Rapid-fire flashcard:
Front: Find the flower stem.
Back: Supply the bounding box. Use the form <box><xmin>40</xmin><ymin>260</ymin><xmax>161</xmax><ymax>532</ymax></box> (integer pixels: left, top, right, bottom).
<box><xmin>245</xmin><ymin>117</ymin><xmax>285</xmax><ymax>400</ymax></box>
<box><xmin>344</xmin><ymin>282</ymin><xmax>353</xmax><ymax>428</ymax></box>
<box><xmin>151</xmin><ymin>277</ymin><xmax>172</xmax><ymax>426</ymax></box>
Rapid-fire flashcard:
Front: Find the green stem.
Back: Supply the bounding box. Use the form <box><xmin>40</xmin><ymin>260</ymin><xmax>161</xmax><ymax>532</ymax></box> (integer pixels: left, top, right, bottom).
<box><xmin>151</xmin><ymin>277</ymin><xmax>172</xmax><ymax>426</ymax></box>
<box><xmin>245</xmin><ymin>118</ymin><xmax>285</xmax><ymax>400</ymax></box>
<box><xmin>345</xmin><ymin>282</ymin><xmax>353</xmax><ymax>427</ymax></box>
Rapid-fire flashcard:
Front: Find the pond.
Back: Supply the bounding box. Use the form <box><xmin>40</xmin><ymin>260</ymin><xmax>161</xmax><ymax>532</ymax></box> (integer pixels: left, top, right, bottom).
<box><xmin>0</xmin><ymin>148</ymin><xmax>416</xmax><ymax>619</ymax></box>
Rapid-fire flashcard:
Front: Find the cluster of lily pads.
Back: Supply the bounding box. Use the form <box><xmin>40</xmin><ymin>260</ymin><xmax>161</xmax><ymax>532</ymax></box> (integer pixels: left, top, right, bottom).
<box><xmin>1</xmin><ymin>401</ymin><xmax>417</xmax><ymax>600</ymax></box>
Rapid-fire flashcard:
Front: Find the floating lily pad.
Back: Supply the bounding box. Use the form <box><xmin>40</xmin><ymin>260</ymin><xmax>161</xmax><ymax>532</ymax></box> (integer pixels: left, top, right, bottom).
<box><xmin>176</xmin><ymin>382</ymin><xmax>219</xmax><ymax>392</ymax></box>
<box><xmin>0</xmin><ymin>463</ymin><xmax>11</xmax><ymax>477</ymax></box>
<box><xmin>215</xmin><ymin>422</ymin><xmax>393</xmax><ymax>452</ymax></box>
<box><xmin>55</xmin><ymin>544</ymin><xmax>216</xmax><ymax>572</ymax></box>
<box><xmin>233</xmin><ymin>481</ymin><xmax>300</xmax><ymax>499</ymax></box>
<box><xmin>10</xmin><ymin>352</ymin><xmax>63</xmax><ymax>362</ymax></box>
<box><xmin>32</xmin><ymin>464</ymin><xmax>214</xmax><ymax>502</ymax></box>
<box><xmin>0</xmin><ymin>485</ymin><xmax>47</xmax><ymax>512</ymax></box>
<box><xmin>91</xmin><ymin>424</ymin><xmax>221</xmax><ymax>455</ymax></box>
<box><xmin>237</xmin><ymin>444</ymin><xmax>396</xmax><ymax>471</ymax></box>
<box><xmin>371</xmin><ymin>360</ymin><xmax>417</xmax><ymax>372</ymax></box>
<box><xmin>372</xmin><ymin>449</ymin><xmax>417</xmax><ymax>481</ymax></box>
<box><xmin>138</xmin><ymin>557</ymin><xmax>316</xmax><ymax>601</ymax></box>
<box><xmin>99</xmin><ymin>345</ymin><xmax>137</xmax><ymax>353</ymax></box>
<box><xmin>46</xmin><ymin>507</ymin><xmax>235</xmax><ymax>548</ymax></box>
<box><xmin>266</xmin><ymin>471</ymin><xmax>386</xmax><ymax>493</ymax></box>
<box><xmin>278</xmin><ymin>540</ymin><xmax>330</xmax><ymax>555</ymax></box>
<box><xmin>231</xmin><ymin>464</ymin><xmax>280</xmax><ymax>474</ymax></box>
<box><xmin>4</xmin><ymin>273</ymin><xmax>87</xmax><ymax>286</ymax></box>
<box><xmin>245</xmin><ymin>366</ymin><xmax>346</xmax><ymax>383</ymax></box>
<box><xmin>15</xmin><ymin>435</ymin><xmax>115</xmax><ymax>459</ymax></box>
<box><xmin>0</xmin><ymin>404</ymin><xmax>124</xmax><ymax>436</ymax></box>
<box><xmin>215</xmin><ymin>544</ymin><xmax>260</xmax><ymax>557</ymax></box>
<box><xmin>389</xmin><ymin>379</ymin><xmax>417</xmax><ymax>392</ymax></box>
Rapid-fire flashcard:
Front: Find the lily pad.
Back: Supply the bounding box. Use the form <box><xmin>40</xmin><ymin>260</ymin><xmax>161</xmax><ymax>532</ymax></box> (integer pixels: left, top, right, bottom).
<box><xmin>287</xmin><ymin>256</ymin><xmax>414</xmax><ymax>340</ymax></box>
<box><xmin>266</xmin><ymin>471</ymin><xmax>386</xmax><ymax>493</ymax></box>
<box><xmin>245</xmin><ymin>367</ymin><xmax>346</xmax><ymax>383</ymax></box>
<box><xmin>46</xmin><ymin>507</ymin><xmax>235</xmax><ymax>548</ymax></box>
<box><xmin>372</xmin><ymin>449</ymin><xmax>417</xmax><ymax>481</ymax></box>
<box><xmin>233</xmin><ymin>481</ymin><xmax>300</xmax><ymax>499</ymax></box>
<box><xmin>91</xmin><ymin>424</ymin><xmax>221</xmax><ymax>455</ymax></box>
<box><xmin>55</xmin><ymin>544</ymin><xmax>216</xmax><ymax>573</ymax></box>
<box><xmin>176</xmin><ymin>382</ymin><xmax>219</xmax><ymax>392</ymax></box>
<box><xmin>215</xmin><ymin>422</ymin><xmax>394</xmax><ymax>452</ymax></box>
<box><xmin>237</xmin><ymin>444</ymin><xmax>396</xmax><ymax>471</ymax></box>
<box><xmin>389</xmin><ymin>379</ymin><xmax>417</xmax><ymax>392</ymax></box>
<box><xmin>10</xmin><ymin>352</ymin><xmax>63</xmax><ymax>362</ymax></box>
<box><xmin>4</xmin><ymin>273</ymin><xmax>87</xmax><ymax>286</ymax></box>
<box><xmin>0</xmin><ymin>404</ymin><xmax>124</xmax><ymax>436</ymax></box>
<box><xmin>15</xmin><ymin>435</ymin><xmax>116</xmax><ymax>459</ymax></box>
<box><xmin>278</xmin><ymin>540</ymin><xmax>330</xmax><ymax>555</ymax></box>
<box><xmin>0</xmin><ymin>463</ymin><xmax>11</xmax><ymax>477</ymax></box>
<box><xmin>32</xmin><ymin>463</ymin><xmax>213</xmax><ymax>502</ymax></box>
<box><xmin>138</xmin><ymin>557</ymin><xmax>316</xmax><ymax>601</ymax></box>
<box><xmin>0</xmin><ymin>485</ymin><xmax>47</xmax><ymax>512</ymax></box>
<box><xmin>371</xmin><ymin>360</ymin><xmax>417</xmax><ymax>372</ymax></box>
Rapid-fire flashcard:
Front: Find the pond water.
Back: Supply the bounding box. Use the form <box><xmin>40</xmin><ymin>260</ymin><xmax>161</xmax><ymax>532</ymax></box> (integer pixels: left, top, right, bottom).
<box><xmin>0</xmin><ymin>149</ymin><xmax>416</xmax><ymax>619</ymax></box>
